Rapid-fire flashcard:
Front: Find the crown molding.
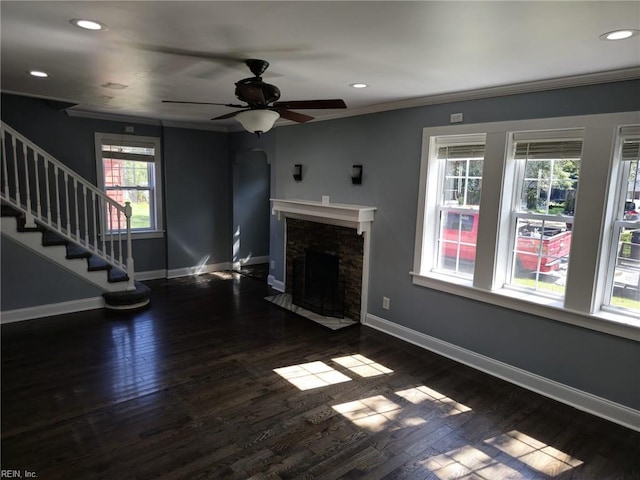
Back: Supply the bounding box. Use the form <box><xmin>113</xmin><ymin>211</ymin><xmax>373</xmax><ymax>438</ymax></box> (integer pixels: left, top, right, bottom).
<box><xmin>160</xmin><ymin>119</ymin><xmax>228</xmax><ymax>132</ymax></box>
<box><xmin>65</xmin><ymin>108</ymin><xmax>229</xmax><ymax>132</ymax></box>
<box><xmin>303</xmin><ymin>67</ymin><xmax>640</xmax><ymax>124</ymax></box>
<box><xmin>65</xmin><ymin>108</ymin><xmax>162</xmax><ymax>126</ymax></box>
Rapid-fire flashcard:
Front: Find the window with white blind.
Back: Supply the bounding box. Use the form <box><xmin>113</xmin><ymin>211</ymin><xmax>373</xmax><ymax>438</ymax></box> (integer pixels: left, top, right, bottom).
<box><xmin>433</xmin><ymin>137</ymin><xmax>485</xmax><ymax>278</ymax></box>
<box><xmin>94</xmin><ymin>133</ymin><xmax>164</xmax><ymax>238</ymax></box>
<box><xmin>604</xmin><ymin>127</ymin><xmax>640</xmax><ymax>313</ymax></box>
<box><xmin>506</xmin><ymin>132</ymin><xmax>582</xmax><ymax>298</ymax></box>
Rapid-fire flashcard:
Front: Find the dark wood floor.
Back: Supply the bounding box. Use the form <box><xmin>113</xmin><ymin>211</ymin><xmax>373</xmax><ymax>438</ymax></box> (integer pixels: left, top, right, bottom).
<box><xmin>2</xmin><ymin>272</ymin><xmax>639</xmax><ymax>480</ymax></box>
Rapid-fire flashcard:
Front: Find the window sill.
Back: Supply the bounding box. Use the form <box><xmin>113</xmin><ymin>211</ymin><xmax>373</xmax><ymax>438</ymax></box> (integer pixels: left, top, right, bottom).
<box><xmin>101</xmin><ymin>230</ymin><xmax>165</xmax><ymax>240</ymax></box>
<box><xmin>410</xmin><ymin>271</ymin><xmax>640</xmax><ymax>341</ymax></box>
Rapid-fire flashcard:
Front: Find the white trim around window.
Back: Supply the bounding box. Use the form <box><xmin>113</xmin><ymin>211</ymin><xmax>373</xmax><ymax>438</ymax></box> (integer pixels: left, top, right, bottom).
<box><xmin>412</xmin><ymin>112</ymin><xmax>640</xmax><ymax>341</ymax></box>
<box><xmin>94</xmin><ymin>132</ymin><xmax>164</xmax><ymax>239</ymax></box>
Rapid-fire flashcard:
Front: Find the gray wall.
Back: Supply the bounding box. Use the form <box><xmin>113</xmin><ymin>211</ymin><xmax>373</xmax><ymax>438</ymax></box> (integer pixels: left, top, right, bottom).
<box><xmin>267</xmin><ymin>80</ymin><xmax>640</xmax><ymax>409</ymax></box>
<box><xmin>233</xmin><ymin>149</ymin><xmax>270</xmax><ymax>263</ymax></box>
<box><xmin>163</xmin><ymin>127</ymin><xmax>231</xmax><ymax>271</ymax></box>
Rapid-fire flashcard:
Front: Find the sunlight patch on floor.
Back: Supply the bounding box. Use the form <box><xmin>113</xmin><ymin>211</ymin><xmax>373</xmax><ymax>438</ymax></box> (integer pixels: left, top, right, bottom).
<box><xmin>421</xmin><ymin>444</ymin><xmax>522</xmax><ymax>479</ymax></box>
<box><xmin>484</xmin><ymin>430</ymin><xmax>583</xmax><ymax>476</ymax></box>
<box><xmin>274</xmin><ymin>361</ymin><xmax>352</xmax><ymax>391</ymax></box>
<box><xmin>332</xmin><ymin>395</ymin><xmax>402</xmax><ymax>432</ymax></box>
<box><xmin>211</xmin><ymin>271</ymin><xmax>238</xmax><ymax>280</ymax></box>
<box><xmin>332</xmin><ymin>354</ymin><xmax>393</xmax><ymax>377</ymax></box>
<box><xmin>395</xmin><ymin>385</ymin><xmax>471</xmax><ymax>416</ymax></box>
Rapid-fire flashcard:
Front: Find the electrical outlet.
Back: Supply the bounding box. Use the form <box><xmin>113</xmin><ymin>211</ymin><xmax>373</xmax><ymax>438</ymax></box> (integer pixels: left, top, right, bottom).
<box><xmin>270</xmin><ymin>260</ymin><xmax>275</xmax><ymax>270</ymax></box>
<box><xmin>382</xmin><ymin>296</ymin><xmax>390</xmax><ymax>310</ymax></box>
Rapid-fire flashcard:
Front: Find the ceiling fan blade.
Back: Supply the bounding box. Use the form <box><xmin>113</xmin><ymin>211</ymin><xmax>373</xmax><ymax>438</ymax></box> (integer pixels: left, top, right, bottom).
<box><xmin>211</xmin><ymin>109</ymin><xmax>248</xmax><ymax>120</ymax></box>
<box><xmin>126</xmin><ymin>42</ymin><xmax>245</xmax><ymax>64</ymax></box>
<box><xmin>272</xmin><ymin>99</ymin><xmax>346</xmax><ymax>110</ymax></box>
<box><xmin>274</xmin><ymin>108</ymin><xmax>314</xmax><ymax>123</ymax></box>
<box><xmin>163</xmin><ymin>100</ymin><xmax>244</xmax><ymax>108</ymax></box>
<box><xmin>236</xmin><ymin>84</ymin><xmax>266</xmax><ymax>105</ymax></box>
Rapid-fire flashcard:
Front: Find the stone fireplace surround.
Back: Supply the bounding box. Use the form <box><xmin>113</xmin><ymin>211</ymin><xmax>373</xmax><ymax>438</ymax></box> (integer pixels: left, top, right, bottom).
<box><xmin>271</xmin><ymin>199</ymin><xmax>376</xmax><ymax>323</ymax></box>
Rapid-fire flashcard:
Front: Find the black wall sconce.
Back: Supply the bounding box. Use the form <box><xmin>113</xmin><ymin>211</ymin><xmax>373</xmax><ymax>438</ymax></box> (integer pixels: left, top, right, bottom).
<box><xmin>351</xmin><ymin>164</ymin><xmax>363</xmax><ymax>185</ymax></box>
<box><xmin>293</xmin><ymin>164</ymin><xmax>302</xmax><ymax>182</ymax></box>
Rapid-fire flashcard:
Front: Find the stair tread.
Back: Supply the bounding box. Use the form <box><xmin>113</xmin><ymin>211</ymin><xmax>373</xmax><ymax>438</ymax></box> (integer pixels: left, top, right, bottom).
<box><xmin>103</xmin><ymin>281</ymin><xmax>151</xmax><ymax>308</ymax></box>
<box><xmin>87</xmin><ymin>256</ymin><xmax>111</xmax><ymax>271</ymax></box>
<box><xmin>1</xmin><ymin>205</ymin><xmax>23</xmax><ymax>218</ymax></box>
<box><xmin>108</xmin><ymin>268</ymin><xmax>129</xmax><ymax>283</ymax></box>
<box><xmin>66</xmin><ymin>243</ymin><xmax>92</xmax><ymax>259</ymax></box>
<box><xmin>42</xmin><ymin>230</ymin><xmax>68</xmax><ymax>246</ymax></box>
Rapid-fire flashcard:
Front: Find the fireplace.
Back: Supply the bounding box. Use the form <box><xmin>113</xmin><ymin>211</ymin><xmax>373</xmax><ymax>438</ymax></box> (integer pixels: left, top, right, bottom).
<box><xmin>271</xmin><ymin>198</ymin><xmax>376</xmax><ymax>323</ymax></box>
<box><xmin>292</xmin><ymin>249</ymin><xmax>344</xmax><ymax>318</ymax></box>
<box><xmin>285</xmin><ymin>218</ymin><xmax>365</xmax><ymax>322</ymax></box>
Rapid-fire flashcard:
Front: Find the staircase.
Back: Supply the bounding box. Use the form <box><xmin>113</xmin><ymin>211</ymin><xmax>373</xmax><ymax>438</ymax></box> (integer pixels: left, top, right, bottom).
<box><xmin>1</xmin><ymin>122</ymin><xmax>150</xmax><ymax>311</ymax></box>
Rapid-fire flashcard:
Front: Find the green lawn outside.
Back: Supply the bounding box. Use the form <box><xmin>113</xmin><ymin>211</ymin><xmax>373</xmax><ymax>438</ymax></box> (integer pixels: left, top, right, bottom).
<box><xmin>130</xmin><ymin>201</ymin><xmax>150</xmax><ymax>229</ymax></box>
<box><xmin>513</xmin><ymin>276</ymin><xmax>640</xmax><ymax>311</ymax></box>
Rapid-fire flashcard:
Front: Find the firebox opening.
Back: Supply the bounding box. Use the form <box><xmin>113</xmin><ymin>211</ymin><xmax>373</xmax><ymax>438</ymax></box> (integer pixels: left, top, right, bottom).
<box><xmin>292</xmin><ymin>249</ymin><xmax>345</xmax><ymax>318</ymax></box>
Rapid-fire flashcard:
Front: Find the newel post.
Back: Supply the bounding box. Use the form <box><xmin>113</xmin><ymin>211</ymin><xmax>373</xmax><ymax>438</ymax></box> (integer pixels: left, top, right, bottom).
<box><xmin>124</xmin><ymin>201</ymin><xmax>136</xmax><ymax>290</ymax></box>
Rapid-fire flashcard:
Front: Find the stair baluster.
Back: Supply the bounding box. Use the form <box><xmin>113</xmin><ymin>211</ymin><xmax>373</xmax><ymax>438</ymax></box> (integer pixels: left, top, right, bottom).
<box><xmin>11</xmin><ymin>134</ymin><xmax>20</xmax><ymax>207</ymax></box>
<box><xmin>1</xmin><ymin>130</ymin><xmax>9</xmax><ymax>197</ymax></box>
<box><xmin>33</xmin><ymin>152</ymin><xmax>42</xmax><ymax>220</ymax></box>
<box><xmin>125</xmin><ymin>201</ymin><xmax>135</xmax><ymax>290</ymax></box>
<box><xmin>22</xmin><ymin>142</ymin><xmax>35</xmax><ymax>227</ymax></box>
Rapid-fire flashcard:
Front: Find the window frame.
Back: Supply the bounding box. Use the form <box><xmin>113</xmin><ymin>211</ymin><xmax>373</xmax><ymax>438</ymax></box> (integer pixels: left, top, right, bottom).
<box><xmin>602</xmin><ymin>126</ymin><xmax>640</xmax><ymax>314</ymax></box>
<box><xmin>504</xmin><ymin>130</ymin><xmax>583</xmax><ymax>299</ymax></box>
<box><xmin>411</xmin><ymin>112</ymin><xmax>640</xmax><ymax>341</ymax></box>
<box><xmin>94</xmin><ymin>132</ymin><xmax>164</xmax><ymax>239</ymax></box>
<box><xmin>415</xmin><ymin>134</ymin><xmax>485</xmax><ymax>284</ymax></box>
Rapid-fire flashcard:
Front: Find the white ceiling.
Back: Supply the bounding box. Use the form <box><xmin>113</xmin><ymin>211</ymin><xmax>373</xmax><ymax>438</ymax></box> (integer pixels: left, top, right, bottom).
<box><xmin>1</xmin><ymin>1</ymin><xmax>639</xmax><ymax>130</ymax></box>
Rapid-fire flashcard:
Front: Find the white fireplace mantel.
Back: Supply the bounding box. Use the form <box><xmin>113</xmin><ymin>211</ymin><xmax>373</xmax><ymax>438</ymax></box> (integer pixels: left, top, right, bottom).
<box><xmin>271</xmin><ymin>198</ymin><xmax>376</xmax><ymax>235</ymax></box>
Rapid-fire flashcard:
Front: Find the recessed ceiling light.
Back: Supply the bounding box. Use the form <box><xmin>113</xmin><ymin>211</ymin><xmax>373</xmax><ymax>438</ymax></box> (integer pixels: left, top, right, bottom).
<box><xmin>350</xmin><ymin>83</ymin><xmax>369</xmax><ymax>89</ymax></box>
<box><xmin>600</xmin><ymin>29</ymin><xmax>639</xmax><ymax>41</ymax></box>
<box><xmin>70</xmin><ymin>19</ymin><xmax>107</xmax><ymax>31</ymax></box>
<box><xmin>28</xmin><ymin>70</ymin><xmax>49</xmax><ymax>78</ymax></box>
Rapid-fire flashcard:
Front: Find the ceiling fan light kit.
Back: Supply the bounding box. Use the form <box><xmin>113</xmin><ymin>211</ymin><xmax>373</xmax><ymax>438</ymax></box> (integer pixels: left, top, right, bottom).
<box><xmin>235</xmin><ymin>109</ymin><xmax>280</xmax><ymax>135</ymax></box>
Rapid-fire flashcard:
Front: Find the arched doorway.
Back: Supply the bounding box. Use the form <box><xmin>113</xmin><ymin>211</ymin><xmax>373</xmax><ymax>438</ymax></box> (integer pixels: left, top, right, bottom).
<box><xmin>232</xmin><ymin>149</ymin><xmax>270</xmax><ymax>280</ymax></box>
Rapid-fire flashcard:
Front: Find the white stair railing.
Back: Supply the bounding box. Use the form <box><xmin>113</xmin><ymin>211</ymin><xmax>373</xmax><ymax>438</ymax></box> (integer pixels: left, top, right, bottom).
<box><xmin>0</xmin><ymin>122</ymin><xmax>135</xmax><ymax>290</ymax></box>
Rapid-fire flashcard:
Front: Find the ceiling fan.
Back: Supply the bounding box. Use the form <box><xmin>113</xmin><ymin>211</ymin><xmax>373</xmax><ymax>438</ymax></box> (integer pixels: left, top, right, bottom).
<box><xmin>163</xmin><ymin>59</ymin><xmax>347</xmax><ymax>135</ymax></box>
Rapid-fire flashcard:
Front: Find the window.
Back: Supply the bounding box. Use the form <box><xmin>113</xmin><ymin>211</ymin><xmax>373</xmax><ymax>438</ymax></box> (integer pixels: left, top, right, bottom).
<box><xmin>94</xmin><ymin>133</ymin><xmax>163</xmax><ymax>238</ymax></box>
<box><xmin>507</xmin><ymin>133</ymin><xmax>582</xmax><ymax>298</ymax></box>
<box><xmin>604</xmin><ymin>127</ymin><xmax>640</xmax><ymax>313</ymax></box>
<box><xmin>412</xmin><ymin>112</ymin><xmax>639</xmax><ymax>338</ymax></box>
<box><xmin>434</xmin><ymin>140</ymin><xmax>485</xmax><ymax>277</ymax></box>
<box><xmin>417</xmin><ymin>135</ymin><xmax>485</xmax><ymax>280</ymax></box>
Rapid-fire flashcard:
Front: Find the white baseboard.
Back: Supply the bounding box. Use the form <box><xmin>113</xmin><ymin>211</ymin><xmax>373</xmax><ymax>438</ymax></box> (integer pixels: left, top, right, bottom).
<box><xmin>233</xmin><ymin>255</ymin><xmax>270</xmax><ymax>270</ymax></box>
<box><xmin>364</xmin><ymin>313</ymin><xmax>640</xmax><ymax>432</ymax></box>
<box><xmin>1</xmin><ymin>296</ymin><xmax>105</xmax><ymax>323</ymax></box>
<box><xmin>167</xmin><ymin>262</ymin><xmax>232</xmax><ymax>279</ymax></box>
<box><xmin>268</xmin><ymin>275</ymin><xmax>285</xmax><ymax>292</ymax></box>
<box><xmin>136</xmin><ymin>269</ymin><xmax>167</xmax><ymax>281</ymax></box>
